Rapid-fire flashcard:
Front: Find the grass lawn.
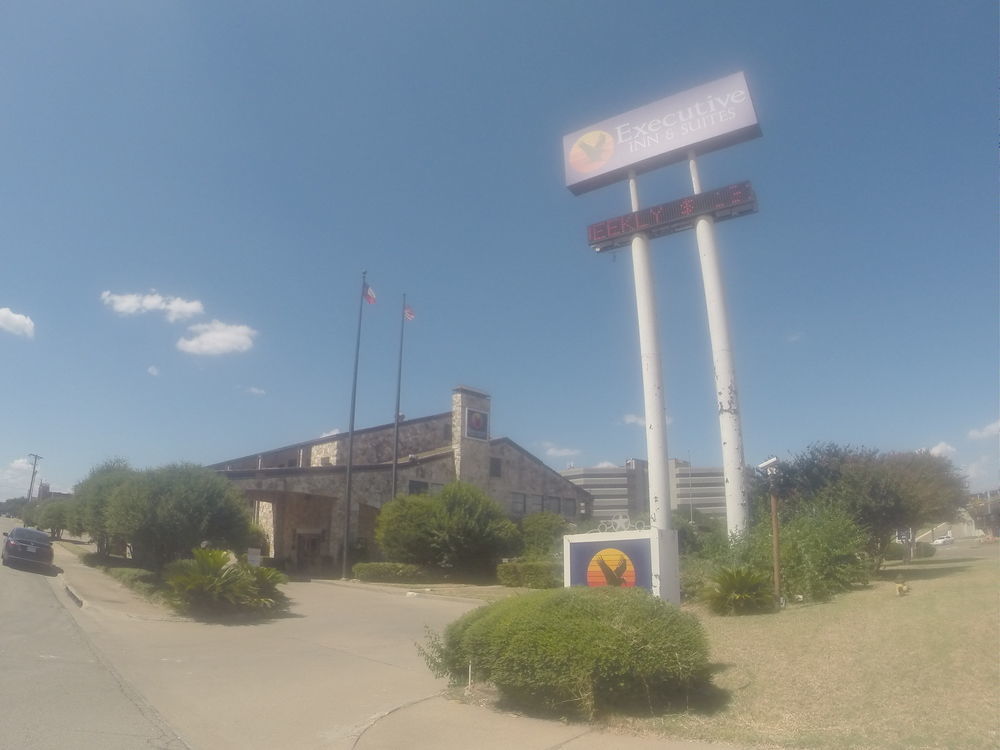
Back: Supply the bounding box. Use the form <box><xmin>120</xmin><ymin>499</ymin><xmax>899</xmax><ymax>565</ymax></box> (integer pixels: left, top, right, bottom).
<box><xmin>612</xmin><ymin>538</ymin><xmax>999</xmax><ymax>749</ymax></box>
<box><xmin>57</xmin><ymin>537</ymin><xmax>167</xmax><ymax>602</ymax></box>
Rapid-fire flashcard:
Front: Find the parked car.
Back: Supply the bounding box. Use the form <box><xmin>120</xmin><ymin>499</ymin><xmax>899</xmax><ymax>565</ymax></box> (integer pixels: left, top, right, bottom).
<box><xmin>2</xmin><ymin>527</ymin><xmax>55</xmax><ymax>569</ymax></box>
<box><xmin>930</xmin><ymin>536</ymin><xmax>954</xmax><ymax>546</ymax></box>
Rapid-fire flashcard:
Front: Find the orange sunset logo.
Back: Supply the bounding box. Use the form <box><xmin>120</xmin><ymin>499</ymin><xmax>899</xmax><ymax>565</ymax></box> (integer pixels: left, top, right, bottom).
<box><xmin>569</xmin><ymin>130</ymin><xmax>614</xmax><ymax>173</ymax></box>
<box><xmin>586</xmin><ymin>548</ymin><xmax>637</xmax><ymax>587</ymax></box>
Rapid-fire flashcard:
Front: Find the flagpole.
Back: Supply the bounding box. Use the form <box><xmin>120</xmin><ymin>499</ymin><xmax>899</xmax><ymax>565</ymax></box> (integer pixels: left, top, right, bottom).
<box><xmin>390</xmin><ymin>294</ymin><xmax>407</xmax><ymax>502</ymax></box>
<box><xmin>342</xmin><ymin>271</ymin><xmax>367</xmax><ymax>579</ymax></box>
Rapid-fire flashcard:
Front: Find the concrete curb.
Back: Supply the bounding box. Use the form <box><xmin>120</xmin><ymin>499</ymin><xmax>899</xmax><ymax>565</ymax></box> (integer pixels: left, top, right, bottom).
<box><xmin>64</xmin><ymin>582</ymin><xmax>85</xmax><ymax>607</ymax></box>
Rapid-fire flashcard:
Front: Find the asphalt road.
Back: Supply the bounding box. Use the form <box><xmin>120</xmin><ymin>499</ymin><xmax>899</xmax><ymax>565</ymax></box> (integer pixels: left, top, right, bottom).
<box><xmin>0</xmin><ymin>518</ymin><xmax>186</xmax><ymax>749</ymax></box>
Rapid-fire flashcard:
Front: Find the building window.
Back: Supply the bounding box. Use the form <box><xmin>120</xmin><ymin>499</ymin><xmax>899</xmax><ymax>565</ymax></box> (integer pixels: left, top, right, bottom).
<box><xmin>444</xmin><ymin>423</ymin><xmax>452</xmax><ymax>442</ymax></box>
<box><xmin>528</xmin><ymin>495</ymin><xmax>543</xmax><ymax>514</ymax></box>
<box><xmin>408</xmin><ymin>480</ymin><xmax>429</xmax><ymax>495</ymax></box>
<box><xmin>490</xmin><ymin>458</ymin><xmax>502</xmax><ymax>478</ymax></box>
<box><xmin>562</xmin><ymin>498</ymin><xmax>575</xmax><ymax>518</ymax></box>
<box><xmin>509</xmin><ymin>492</ymin><xmax>527</xmax><ymax>516</ymax></box>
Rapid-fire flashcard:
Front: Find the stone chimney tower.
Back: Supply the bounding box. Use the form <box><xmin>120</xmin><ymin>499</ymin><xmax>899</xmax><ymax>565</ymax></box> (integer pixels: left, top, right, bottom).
<box><xmin>451</xmin><ymin>386</ymin><xmax>491</xmax><ymax>484</ymax></box>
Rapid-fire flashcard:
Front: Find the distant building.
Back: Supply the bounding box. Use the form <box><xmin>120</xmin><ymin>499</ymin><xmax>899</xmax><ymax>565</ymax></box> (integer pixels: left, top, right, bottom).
<box><xmin>210</xmin><ymin>386</ymin><xmax>592</xmax><ymax>571</ymax></box>
<box><xmin>36</xmin><ymin>483</ymin><xmax>73</xmax><ymax>502</ymax></box>
<box><xmin>560</xmin><ymin>459</ymin><xmax>648</xmax><ymax>520</ymax></box>
<box><xmin>561</xmin><ymin>458</ymin><xmax>726</xmax><ymax>521</ymax></box>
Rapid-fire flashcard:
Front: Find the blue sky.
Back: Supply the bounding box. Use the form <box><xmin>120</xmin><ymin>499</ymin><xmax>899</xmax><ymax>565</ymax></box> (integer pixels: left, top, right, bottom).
<box><xmin>1</xmin><ymin>1</ymin><xmax>997</xmax><ymax>500</ymax></box>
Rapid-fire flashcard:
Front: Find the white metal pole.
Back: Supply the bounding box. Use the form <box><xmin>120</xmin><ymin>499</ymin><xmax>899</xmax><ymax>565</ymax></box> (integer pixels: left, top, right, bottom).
<box><xmin>628</xmin><ymin>172</ymin><xmax>680</xmax><ymax>603</ymax></box>
<box><xmin>688</xmin><ymin>154</ymin><xmax>748</xmax><ymax>536</ymax></box>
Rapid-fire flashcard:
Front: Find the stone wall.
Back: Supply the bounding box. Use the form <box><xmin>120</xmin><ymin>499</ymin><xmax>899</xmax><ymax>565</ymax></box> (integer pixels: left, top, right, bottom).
<box><xmin>486</xmin><ymin>438</ymin><xmax>590</xmax><ymax>520</ymax></box>
<box><xmin>309</xmin><ymin>414</ymin><xmax>451</xmax><ymax>467</ymax></box>
<box><xmin>452</xmin><ymin>386</ymin><xmax>491</xmax><ymax>484</ymax></box>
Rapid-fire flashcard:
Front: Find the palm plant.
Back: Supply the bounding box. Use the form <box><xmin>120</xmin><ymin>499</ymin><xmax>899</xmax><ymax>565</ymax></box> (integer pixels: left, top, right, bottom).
<box><xmin>703</xmin><ymin>565</ymin><xmax>773</xmax><ymax>615</ymax></box>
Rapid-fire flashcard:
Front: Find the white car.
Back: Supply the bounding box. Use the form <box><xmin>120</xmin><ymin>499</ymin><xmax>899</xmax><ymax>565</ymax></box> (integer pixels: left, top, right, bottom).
<box><xmin>930</xmin><ymin>536</ymin><xmax>953</xmax><ymax>546</ymax></box>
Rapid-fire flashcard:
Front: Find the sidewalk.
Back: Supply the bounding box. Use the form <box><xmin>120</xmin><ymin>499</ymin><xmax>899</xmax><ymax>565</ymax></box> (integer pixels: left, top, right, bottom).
<box><xmin>51</xmin><ymin>541</ymin><xmax>742</xmax><ymax>750</ymax></box>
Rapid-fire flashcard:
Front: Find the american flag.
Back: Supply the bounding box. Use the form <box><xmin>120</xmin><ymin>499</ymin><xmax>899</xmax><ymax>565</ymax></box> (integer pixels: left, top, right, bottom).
<box><xmin>403</xmin><ymin>305</ymin><xmax>415</xmax><ymax>321</ymax></box>
<box><xmin>363</xmin><ymin>283</ymin><xmax>376</xmax><ymax>304</ymax></box>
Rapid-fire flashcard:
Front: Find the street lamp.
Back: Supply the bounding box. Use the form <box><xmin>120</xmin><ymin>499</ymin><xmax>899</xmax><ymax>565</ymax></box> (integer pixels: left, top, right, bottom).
<box><xmin>758</xmin><ymin>456</ymin><xmax>782</xmax><ymax>608</ymax></box>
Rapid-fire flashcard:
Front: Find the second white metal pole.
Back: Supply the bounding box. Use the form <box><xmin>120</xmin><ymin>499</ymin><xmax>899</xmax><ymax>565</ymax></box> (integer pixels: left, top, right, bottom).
<box><xmin>628</xmin><ymin>173</ymin><xmax>680</xmax><ymax>603</ymax></box>
<box><xmin>688</xmin><ymin>154</ymin><xmax>749</xmax><ymax>536</ymax></box>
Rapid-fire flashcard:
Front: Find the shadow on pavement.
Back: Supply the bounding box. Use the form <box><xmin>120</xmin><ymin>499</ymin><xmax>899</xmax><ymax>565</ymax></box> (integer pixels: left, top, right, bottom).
<box><xmin>3</xmin><ymin>560</ymin><xmax>63</xmax><ymax>577</ymax></box>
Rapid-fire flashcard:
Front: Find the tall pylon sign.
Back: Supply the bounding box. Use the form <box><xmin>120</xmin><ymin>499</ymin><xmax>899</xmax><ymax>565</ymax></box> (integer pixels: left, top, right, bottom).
<box><xmin>562</xmin><ymin>72</ymin><xmax>762</xmax><ymax>602</ymax></box>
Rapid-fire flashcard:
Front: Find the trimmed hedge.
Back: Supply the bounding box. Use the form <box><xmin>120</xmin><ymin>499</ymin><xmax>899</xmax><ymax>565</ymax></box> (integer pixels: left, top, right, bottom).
<box><xmin>421</xmin><ymin>587</ymin><xmax>709</xmax><ymax>719</ymax></box>
<box><xmin>496</xmin><ymin>560</ymin><xmax>562</xmax><ymax>589</ymax></box>
<box><xmin>352</xmin><ymin>562</ymin><xmax>427</xmax><ymax>583</ymax></box>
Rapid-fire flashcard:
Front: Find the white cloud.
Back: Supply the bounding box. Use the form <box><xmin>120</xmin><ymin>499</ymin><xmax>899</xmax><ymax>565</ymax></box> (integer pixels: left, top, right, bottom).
<box><xmin>245</xmin><ymin>386</ymin><xmax>266</xmax><ymax>396</ymax></box>
<box><xmin>968</xmin><ymin>419</ymin><xmax>1000</xmax><ymax>440</ymax></box>
<box><xmin>101</xmin><ymin>290</ymin><xmax>204</xmax><ymax>322</ymax></box>
<box><xmin>928</xmin><ymin>442</ymin><xmax>956</xmax><ymax>458</ymax></box>
<box><xmin>786</xmin><ymin>332</ymin><xmax>803</xmax><ymax>343</ymax></box>
<box><xmin>0</xmin><ymin>458</ymin><xmax>33</xmax><ymax>500</ymax></box>
<box><xmin>176</xmin><ymin>320</ymin><xmax>257</xmax><ymax>355</ymax></box>
<box><xmin>147</xmin><ymin>366</ymin><xmax>160</xmax><ymax>376</ymax></box>
<box><xmin>962</xmin><ymin>454</ymin><xmax>999</xmax><ymax>492</ymax></box>
<box><xmin>0</xmin><ymin>308</ymin><xmax>35</xmax><ymax>338</ymax></box>
<box><xmin>320</xmin><ymin>428</ymin><xmax>341</xmax><ymax>438</ymax></box>
<box><xmin>542</xmin><ymin>441</ymin><xmax>580</xmax><ymax>458</ymax></box>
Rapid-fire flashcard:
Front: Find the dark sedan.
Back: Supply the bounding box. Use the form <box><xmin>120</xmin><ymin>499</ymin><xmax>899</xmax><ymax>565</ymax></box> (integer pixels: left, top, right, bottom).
<box><xmin>2</xmin><ymin>527</ymin><xmax>55</xmax><ymax>569</ymax></box>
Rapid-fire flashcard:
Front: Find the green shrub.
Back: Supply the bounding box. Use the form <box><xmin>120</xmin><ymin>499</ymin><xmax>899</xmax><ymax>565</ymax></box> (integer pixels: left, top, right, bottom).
<box><xmin>703</xmin><ymin>565</ymin><xmax>773</xmax><ymax>615</ymax></box>
<box><xmin>105</xmin><ymin>464</ymin><xmax>253</xmax><ymax>570</ymax></box>
<box><xmin>420</xmin><ymin>587</ymin><xmax>710</xmax><ymax>719</ymax></box>
<box><xmin>164</xmin><ymin>548</ymin><xmax>289</xmax><ymax>615</ymax></box>
<box><xmin>496</xmin><ymin>560</ymin><xmax>562</xmax><ymax>588</ymax></box>
<box><xmin>738</xmin><ymin>504</ymin><xmax>868</xmax><ymax>602</ymax></box>
<box><xmin>520</xmin><ymin>512</ymin><xmax>567</xmax><ymax>557</ymax></box>
<box><xmin>679</xmin><ymin>555</ymin><xmax>717</xmax><ymax>601</ymax></box>
<box><xmin>352</xmin><ymin>561</ymin><xmax>427</xmax><ymax>582</ymax></box>
<box><xmin>375</xmin><ymin>482</ymin><xmax>522</xmax><ymax>577</ymax></box>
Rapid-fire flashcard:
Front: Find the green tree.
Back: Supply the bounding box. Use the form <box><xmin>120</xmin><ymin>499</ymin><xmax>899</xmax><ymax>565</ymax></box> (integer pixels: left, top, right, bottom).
<box><xmin>761</xmin><ymin>444</ymin><xmax>968</xmax><ymax>570</ymax></box>
<box><xmin>431</xmin><ymin>483</ymin><xmax>522</xmax><ymax>575</ymax></box>
<box><xmin>37</xmin><ymin>500</ymin><xmax>71</xmax><ymax>539</ymax></box>
<box><xmin>74</xmin><ymin>458</ymin><xmax>135</xmax><ymax>556</ymax></box>
<box><xmin>519</xmin><ymin>512</ymin><xmax>566</xmax><ymax>558</ymax></box>
<box><xmin>105</xmin><ymin>463</ymin><xmax>252</xmax><ymax>570</ymax></box>
<box><xmin>375</xmin><ymin>482</ymin><xmax>522</xmax><ymax>577</ymax></box>
<box><xmin>374</xmin><ymin>493</ymin><xmax>440</xmax><ymax>567</ymax></box>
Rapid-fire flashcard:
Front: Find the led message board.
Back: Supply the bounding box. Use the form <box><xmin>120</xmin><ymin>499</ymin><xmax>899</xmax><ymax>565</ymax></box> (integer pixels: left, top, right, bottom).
<box><xmin>587</xmin><ymin>181</ymin><xmax>757</xmax><ymax>252</ymax></box>
<box><xmin>563</xmin><ymin>72</ymin><xmax>761</xmax><ymax>195</ymax></box>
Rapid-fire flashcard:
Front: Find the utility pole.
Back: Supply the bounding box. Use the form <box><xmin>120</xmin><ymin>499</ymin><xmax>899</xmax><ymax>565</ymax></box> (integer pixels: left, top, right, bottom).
<box><xmin>25</xmin><ymin>453</ymin><xmax>42</xmax><ymax>503</ymax></box>
<box><xmin>759</xmin><ymin>456</ymin><xmax>781</xmax><ymax>608</ymax></box>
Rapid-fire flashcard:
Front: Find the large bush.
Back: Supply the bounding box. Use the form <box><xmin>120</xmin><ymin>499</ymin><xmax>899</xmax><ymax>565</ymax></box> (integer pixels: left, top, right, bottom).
<box><xmin>73</xmin><ymin>458</ymin><xmax>135</xmax><ymax>556</ymax></box>
<box><xmin>374</xmin><ymin>494</ymin><xmax>440</xmax><ymax>567</ymax></box>
<box><xmin>106</xmin><ymin>464</ymin><xmax>252</xmax><ymax>570</ymax></box>
<box><xmin>743</xmin><ymin>504</ymin><xmax>868</xmax><ymax>602</ymax></box>
<box><xmin>375</xmin><ymin>482</ymin><xmax>522</xmax><ymax>577</ymax></box>
<box><xmin>421</xmin><ymin>587</ymin><xmax>710</xmax><ymax>718</ymax></box>
<box><xmin>519</xmin><ymin>512</ymin><xmax>567</xmax><ymax>558</ymax></box>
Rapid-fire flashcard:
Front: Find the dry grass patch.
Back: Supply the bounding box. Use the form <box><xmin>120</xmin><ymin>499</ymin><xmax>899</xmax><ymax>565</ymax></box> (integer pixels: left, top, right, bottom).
<box><xmin>612</xmin><ymin>540</ymin><xmax>998</xmax><ymax>749</ymax></box>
